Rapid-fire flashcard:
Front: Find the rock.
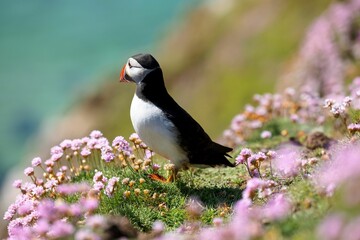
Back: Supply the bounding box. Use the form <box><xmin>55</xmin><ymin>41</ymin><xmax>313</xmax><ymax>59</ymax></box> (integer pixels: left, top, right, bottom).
<box><xmin>305</xmin><ymin>132</ymin><xmax>335</xmax><ymax>150</ymax></box>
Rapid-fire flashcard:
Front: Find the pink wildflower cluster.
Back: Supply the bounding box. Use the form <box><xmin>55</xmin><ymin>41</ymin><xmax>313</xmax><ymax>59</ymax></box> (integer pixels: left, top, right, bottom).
<box><xmin>3</xmin><ymin>130</ymin><xmax>160</xmax><ymax>239</ymax></box>
<box><xmin>242</xmin><ymin>178</ymin><xmax>277</xmax><ymax>201</ymax></box>
<box><xmin>317</xmin><ymin>213</ymin><xmax>360</xmax><ymax>240</ymax></box>
<box><xmin>4</xmin><ymin>154</ymin><xmax>122</xmax><ymax>239</ymax></box>
<box><xmin>292</xmin><ymin>0</ymin><xmax>360</xmax><ymax>98</ymax></box>
<box><xmin>235</xmin><ymin>148</ymin><xmax>271</xmax><ymax>178</ymax></box>
<box><xmin>4</xmin><ymin>181</ymin><xmax>102</xmax><ymax>239</ymax></box>
<box><xmin>236</xmin><ymin>144</ymin><xmax>306</xmax><ymax>181</ymax></box>
<box><xmin>224</xmin><ymin>75</ymin><xmax>360</xmax><ymax>148</ymax></box>
<box><xmin>272</xmin><ymin>145</ymin><xmax>302</xmax><ymax>178</ymax></box>
<box><xmin>92</xmin><ymin>171</ymin><xmax>120</xmax><ymax>197</ymax></box>
<box><xmin>223</xmin><ymin>88</ymin><xmax>324</xmax><ymax>146</ymax></box>
<box><xmin>260</xmin><ymin>130</ymin><xmax>272</xmax><ymax>139</ymax></box>
<box><xmin>159</xmin><ymin>193</ymin><xmax>292</xmax><ymax>240</ymax></box>
<box><xmin>321</xmin><ymin>77</ymin><xmax>360</xmax><ymax>135</ymax></box>
<box><xmin>313</xmin><ymin>142</ymin><xmax>360</xmax><ymax>200</ymax></box>
<box><xmin>323</xmin><ymin>96</ymin><xmax>352</xmax><ymax>118</ymax></box>
<box><xmin>35</xmin><ymin>130</ymin><xmax>153</xmax><ymax>182</ymax></box>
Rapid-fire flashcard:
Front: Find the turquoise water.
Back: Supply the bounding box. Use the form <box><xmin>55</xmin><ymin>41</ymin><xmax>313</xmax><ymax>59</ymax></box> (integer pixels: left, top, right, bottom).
<box><xmin>0</xmin><ymin>0</ymin><xmax>196</xmax><ymax>182</ymax></box>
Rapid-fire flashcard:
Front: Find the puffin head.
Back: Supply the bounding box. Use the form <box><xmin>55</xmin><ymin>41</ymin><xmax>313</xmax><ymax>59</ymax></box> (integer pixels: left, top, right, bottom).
<box><xmin>120</xmin><ymin>53</ymin><xmax>160</xmax><ymax>84</ymax></box>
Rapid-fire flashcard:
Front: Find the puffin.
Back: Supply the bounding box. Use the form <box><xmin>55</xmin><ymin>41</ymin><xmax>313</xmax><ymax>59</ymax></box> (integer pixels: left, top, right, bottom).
<box><xmin>119</xmin><ymin>53</ymin><xmax>233</xmax><ymax>181</ymax></box>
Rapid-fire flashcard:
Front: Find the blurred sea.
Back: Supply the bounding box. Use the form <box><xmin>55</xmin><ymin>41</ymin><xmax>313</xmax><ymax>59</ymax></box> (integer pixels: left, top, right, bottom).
<box><xmin>0</xmin><ymin>0</ymin><xmax>196</xmax><ymax>184</ymax></box>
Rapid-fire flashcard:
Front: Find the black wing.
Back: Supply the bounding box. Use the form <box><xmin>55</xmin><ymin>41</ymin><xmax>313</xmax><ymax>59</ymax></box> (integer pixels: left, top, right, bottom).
<box><xmin>161</xmin><ymin>95</ymin><xmax>233</xmax><ymax>166</ymax></box>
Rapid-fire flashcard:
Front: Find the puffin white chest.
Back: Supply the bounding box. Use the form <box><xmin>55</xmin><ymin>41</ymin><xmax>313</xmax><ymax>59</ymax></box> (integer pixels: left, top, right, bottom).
<box><xmin>130</xmin><ymin>94</ymin><xmax>187</xmax><ymax>165</ymax></box>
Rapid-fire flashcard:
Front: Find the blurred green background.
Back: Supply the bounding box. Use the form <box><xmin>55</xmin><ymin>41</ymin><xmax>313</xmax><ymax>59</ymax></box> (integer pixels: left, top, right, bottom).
<box><xmin>0</xmin><ymin>0</ymin><xmax>196</xmax><ymax>184</ymax></box>
<box><xmin>0</xmin><ymin>0</ymin><xmax>331</xmax><ymax>187</ymax></box>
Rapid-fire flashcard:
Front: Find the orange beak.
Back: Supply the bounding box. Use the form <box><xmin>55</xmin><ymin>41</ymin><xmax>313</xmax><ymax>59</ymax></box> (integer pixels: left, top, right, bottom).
<box><xmin>119</xmin><ymin>64</ymin><xmax>129</xmax><ymax>82</ymax></box>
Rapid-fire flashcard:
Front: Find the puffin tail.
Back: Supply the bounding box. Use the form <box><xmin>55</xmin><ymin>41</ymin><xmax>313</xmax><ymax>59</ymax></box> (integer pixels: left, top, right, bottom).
<box><xmin>212</xmin><ymin>142</ymin><xmax>232</xmax><ymax>153</ymax></box>
<box><xmin>210</xmin><ymin>142</ymin><xmax>234</xmax><ymax>167</ymax></box>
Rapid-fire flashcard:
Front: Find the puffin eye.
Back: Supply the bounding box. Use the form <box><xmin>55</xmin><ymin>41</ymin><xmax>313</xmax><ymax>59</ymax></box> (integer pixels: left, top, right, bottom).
<box><xmin>128</xmin><ymin>62</ymin><xmax>133</xmax><ymax>68</ymax></box>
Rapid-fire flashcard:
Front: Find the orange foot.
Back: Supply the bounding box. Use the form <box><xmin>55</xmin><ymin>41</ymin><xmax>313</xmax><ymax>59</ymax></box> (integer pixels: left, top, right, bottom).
<box><xmin>148</xmin><ymin>173</ymin><xmax>174</xmax><ymax>183</ymax></box>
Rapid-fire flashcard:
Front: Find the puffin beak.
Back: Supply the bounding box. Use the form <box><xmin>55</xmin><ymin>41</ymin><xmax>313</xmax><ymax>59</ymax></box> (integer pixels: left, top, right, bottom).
<box><xmin>119</xmin><ymin>65</ymin><xmax>129</xmax><ymax>82</ymax></box>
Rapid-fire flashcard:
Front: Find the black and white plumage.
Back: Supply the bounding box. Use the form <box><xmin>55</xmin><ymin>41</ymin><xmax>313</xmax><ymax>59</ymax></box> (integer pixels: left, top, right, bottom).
<box><xmin>120</xmin><ymin>53</ymin><xmax>233</xmax><ymax>171</ymax></box>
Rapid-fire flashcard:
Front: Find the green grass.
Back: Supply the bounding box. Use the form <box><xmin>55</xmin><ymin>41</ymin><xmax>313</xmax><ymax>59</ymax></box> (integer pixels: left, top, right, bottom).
<box><xmin>78</xmin><ymin>159</ymin><xmax>330</xmax><ymax>236</ymax></box>
<box><xmin>280</xmin><ymin>179</ymin><xmax>331</xmax><ymax>239</ymax></box>
<box><xmin>71</xmin><ymin>164</ymin><xmax>246</xmax><ymax>232</ymax></box>
<box><xmin>67</xmin><ymin>116</ymin><xmax>339</xmax><ymax>237</ymax></box>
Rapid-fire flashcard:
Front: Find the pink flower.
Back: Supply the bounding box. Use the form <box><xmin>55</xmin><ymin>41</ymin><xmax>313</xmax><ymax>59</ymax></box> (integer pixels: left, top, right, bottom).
<box><xmin>235</xmin><ymin>148</ymin><xmax>252</xmax><ymax>165</ymax></box>
<box><xmin>213</xmin><ymin>218</ymin><xmax>223</xmax><ymax>227</ymax></box>
<box><xmin>71</xmin><ymin>139</ymin><xmax>83</xmax><ymax>151</ymax></box>
<box><xmin>250</xmin><ymin>120</ymin><xmax>262</xmax><ymax>129</ymax></box>
<box><xmin>22</xmin><ymin>182</ymin><xmax>36</xmax><ymax>193</ymax></box>
<box><xmin>317</xmin><ymin>213</ymin><xmax>345</xmax><ymax>240</ymax></box>
<box><xmin>145</xmin><ymin>149</ymin><xmax>154</xmax><ymax>158</ymax></box>
<box><xmin>341</xmin><ymin>216</ymin><xmax>360</xmax><ymax>240</ymax></box>
<box><xmin>272</xmin><ymin>145</ymin><xmax>301</xmax><ymax>178</ymax></box>
<box><xmin>57</xmin><ymin>183</ymin><xmax>91</xmax><ymax>195</ymax></box>
<box><xmin>129</xmin><ymin>133</ymin><xmax>140</xmax><ymax>141</ymax></box>
<box><xmin>4</xmin><ymin>204</ymin><xmax>17</xmax><ymax>221</ymax></box>
<box><xmin>230</xmin><ymin>202</ymin><xmax>263</xmax><ymax>239</ymax></box>
<box><xmin>31</xmin><ymin>157</ymin><xmax>42</xmax><ymax>167</ymax></box>
<box><xmin>313</xmin><ymin>142</ymin><xmax>360</xmax><ymax>199</ymax></box>
<box><xmin>261</xmin><ymin>193</ymin><xmax>292</xmax><ymax>221</ymax></box>
<box><xmin>7</xmin><ymin>222</ymin><xmax>32</xmax><ymax>238</ymax></box>
<box><xmin>112</xmin><ymin>136</ymin><xmax>133</xmax><ymax>156</ymax></box>
<box><xmin>81</xmin><ymin>147</ymin><xmax>91</xmax><ymax>157</ymax></box>
<box><xmin>60</xmin><ymin>139</ymin><xmax>72</xmax><ymax>149</ymax></box>
<box><xmin>95</xmin><ymin>137</ymin><xmax>110</xmax><ymax>149</ymax></box>
<box><xmin>87</xmin><ymin>138</ymin><xmax>98</xmax><ymax>149</ymax></box>
<box><xmin>260</xmin><ymin>130</ymin><xmax>272</xmax><ymax>139</ymax></box>
<box><xmin>343</xmin><ymin>96</ymin><xmax>352</xmax><ymax>107</ymax></box>
<box><xmin>152</xmin><ymin>220</ymin><xmax>165</xmax><ymax>233</ymax></box>
<box><xmin>50</xmin><ymin>146</ymin><xmax>64</xmax><ymax>161</ymax></box>
<box><xmin>32</xmin><ymin>186</ymin><xmax>45</xmax><ymax>197</ymax></box>
<box><xmin>48</xmin><ymin>220</ymin><xmax>75</xmax><ymax>238</ymax></box>
<box><xmin>69</xmin><ymin>203</ymin><xmax>83</xmax><ymax>217</ymax></box>
<box><xmin>266</xmin><ymin>150</ymin><xmax>277</xmax><ymax>159</ymax></box>
<box><xmin>152</xmin><ymin>164</ymin><xmax>160</xmax><ymax>171</ymax></box>
<box><xmin>34</xmin><ymin>219</ymin><xmax>50</xmax><ymax>235</ymax></box>
<box><xmin>37</xmin><ymin>199</ymin><xmax>57</xmax><ymax>221</ymax></box>
<box><xmin>242</xmin><ymin>178</ymin><xmax>276</xmax><ymax>200</ymax></box>
<box><xmin>231</xmin><ymin>114</ymin><xmax>246</xmax><ymax>132</ymax></box>
<box><xmin>93</xmin><ymin>182</ymin><xmax>105</xmax><ymax>191</ymax></box>
<box><xmin>81</xmin><ymin>198</ymin><xmax>99</xmax><ymax>212</ymax></box>
<box><xmin>54</xmin><ymin>200</ymin><xmax>70</xmax><ymax>216</ymax></box>
<box><xmin>105</xmin><ymin>177</ymin><xmax>119</xmax><ymax>197</ymax></box>
<box><xmin>75</xmin><ymin>229</ymin><xmax>101</xmax><ymax>240</ymax></box>
<box><xmin>253</xmin><ymin>152</ymin><xmax>267</xmax><ymax>161</ymax></box>
<box><xmin>101</xmin><ymin>146</ymin><xmax>115</xmax><ymax>162</ymax></box>
<box><xmin>24</xmin><ymin>167</ymin><xmax>34</xmax><ymax>176</ymax></box>
<box><xmin>90</xmin><ymin>130</ymin><xmax>103</xmax><ymax>139</ymax></box>
<box><xmin>93</xmin><ymin>172</ymin><xmax>106</xmax><ymax>183</ymax></box>
<box><xmin>44</xmin><ymin>159</ymin><xmax>54</xmax><ymax>167</ymax></box>
<box><xmin>12</xmin><ymin>180</ymin><xmax>22</xmax><ymax>189</ymax></box>
<box><xmin>44</xmin><ymin>179</ymin><xmax>58</xmax><ymax>190</ymax></box>
<box><xmin>86</xmin><ymin>215</ymin><xmax>106</xmax><ymax>229</ymax></box>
